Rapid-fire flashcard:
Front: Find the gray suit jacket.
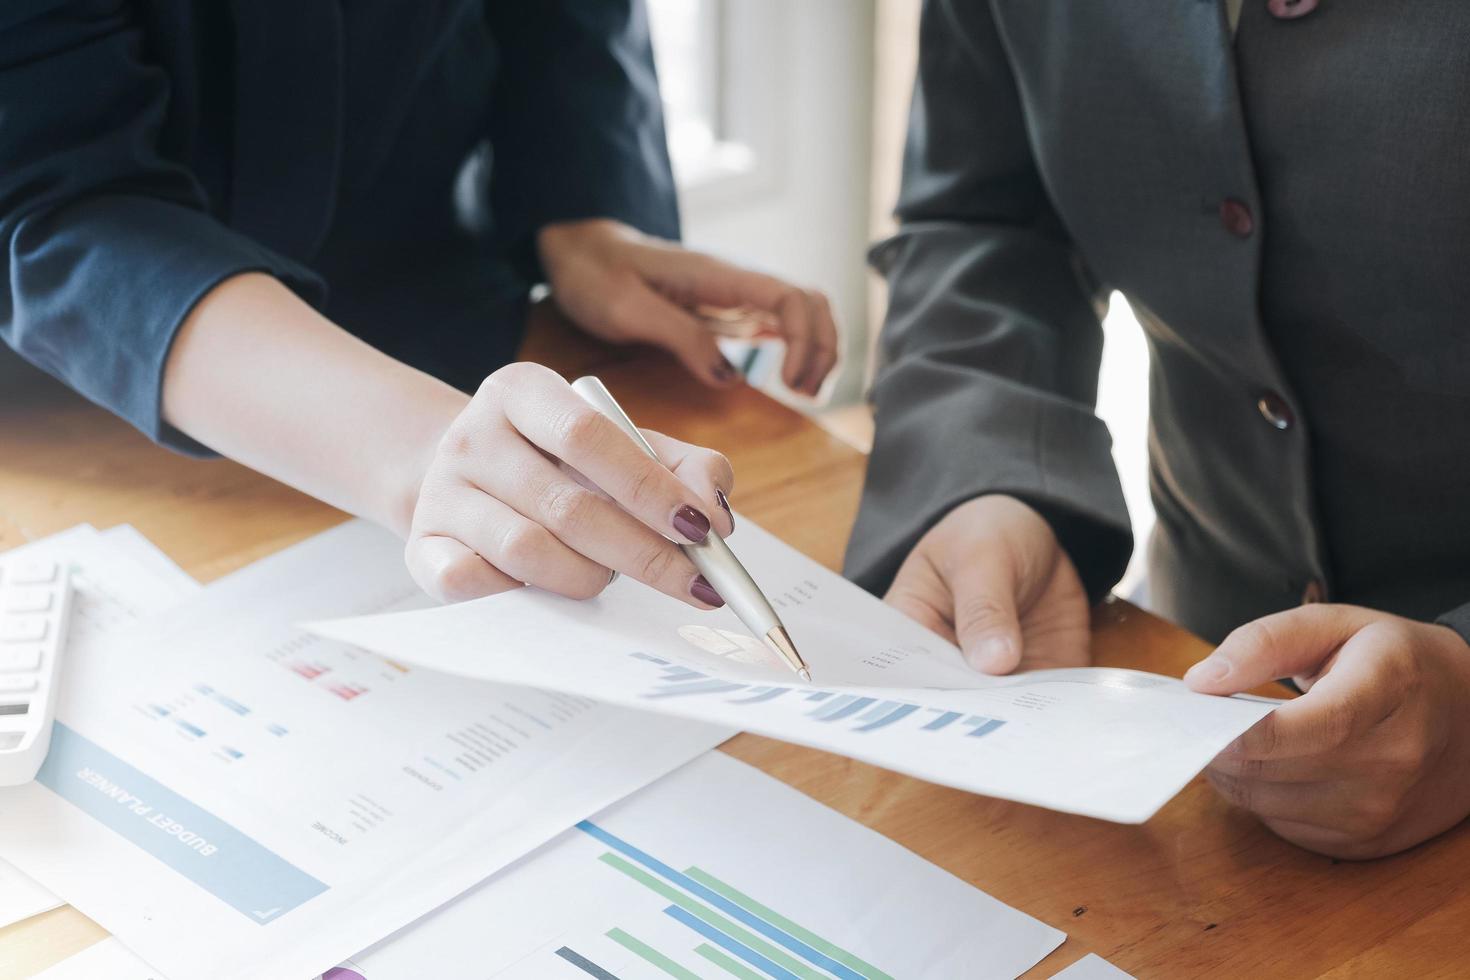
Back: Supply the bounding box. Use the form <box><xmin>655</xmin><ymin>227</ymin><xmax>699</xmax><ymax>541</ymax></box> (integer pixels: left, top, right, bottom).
<box><xmin>844</xmin><ymin>0</ymin><xmax>1470</xmax><ymax>645</ymax></box>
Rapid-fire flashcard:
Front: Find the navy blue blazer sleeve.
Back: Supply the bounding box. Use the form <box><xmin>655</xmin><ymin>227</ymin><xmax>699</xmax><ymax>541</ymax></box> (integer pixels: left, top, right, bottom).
<box><xmin>485</xmin><ymin>0</ymin><xmax>681</xmax><ymax>281</ymax></box>
<box><xmin>0</xmin><ymin>0</ymin><xmax>324</xmax><ymax>456</ymax></box>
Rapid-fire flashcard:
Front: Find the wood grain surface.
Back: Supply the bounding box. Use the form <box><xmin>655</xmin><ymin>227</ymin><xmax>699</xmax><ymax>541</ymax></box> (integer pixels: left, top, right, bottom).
<box><xmin>1</xmin><ymin>309</ymin><xmax>1465</xmax><ymax>978</ymax></box>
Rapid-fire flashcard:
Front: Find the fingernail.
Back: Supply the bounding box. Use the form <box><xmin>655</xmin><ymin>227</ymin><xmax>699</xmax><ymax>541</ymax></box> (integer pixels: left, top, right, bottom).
<box><xmin>715</xmin><ymin>488</ymin><xmax>734</xmax><ymax>531</ymax></box>
<box><xmin>970</xmin><ymin>636</ymin><xmax>1014</xmax><ymax>673</ymax></box>
<box><xmin>672</xmin><ymin>505</ymin><xmax>711</xmax><ymax>543</ymax></box>
<box><xmin>1185</xmin><ymin>657</ymin><xmax>1230</xmax><ymax>685</ymax></box>
<box><xmin>690</xmin><ymin>575</ymin><xmax>724</xmax><ymax>607</ymax></box>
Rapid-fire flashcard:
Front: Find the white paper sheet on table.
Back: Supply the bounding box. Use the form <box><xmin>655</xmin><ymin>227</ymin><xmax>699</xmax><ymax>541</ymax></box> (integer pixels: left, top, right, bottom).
<box><xmin>0</xmin><ymin>859</ymin><xmax>61</xmax><ymax>929</ymax></box>
<box><xmin>37</xmin><ymin>752</ymin><xmax>1064</xmax><ymax>980</ymax></box>
<box><xmin>310</xmin><ymin>519</ymin><xmax>1278</xmax><ymax>825</ymax></box>
<box><xmin>1051</xmin><ymin>952</ymin><xmax>1136</xmax><ymax>979</ymax></box>
<box><xmin>354</xmin><ymin>751</ymin><xmax>1064</xmax><ymax>979</ymax></box>
<box><xmin>31</xmin><ymin>935</ymin><xmax>347</xmax><ymax>980</ymax></box>
<box><xmin>5</xmin><ymin>524</ymin><xmax>196</xmax><ymax>647</ymax></box>
<box><xmin>0</xmin><ymin>525</ymin><xmax>201</xmax><ymax>930</ymax></box>
<box><xmin>98</xmin><ymin>525</ymin><xmax>204</xmax><ymax>598</ymax></box>
<box><xmin>12</xmin><ymin>524</ymin><xmax>1061</xmax><ymax>980</ymax></box>
<box><xmin>30</xmin><ymin>937</ymin><xmax>164</xmax><ymax>980</ymax></box>
<box><xmin>0</xmin><ymin>521</ymin><xmax>732</xmax><ymax>980</ymax></box>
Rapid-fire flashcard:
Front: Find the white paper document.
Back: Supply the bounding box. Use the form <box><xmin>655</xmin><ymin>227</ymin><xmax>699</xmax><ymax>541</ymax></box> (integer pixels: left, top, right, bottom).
<box><xmin>353</xmin><ymin>751</ymin><xmax>1065</xmax><ymax>979</ymax></box>
<box><xmin>0</xmin><ymin>522</ymin><xmax>732</xmax><ymax>980</ymax></box>
<box><xmin>31</xmin><ymin>938</ymin><xmax>163</xmax><ymax>980</ymax></box>
<box><xmin>4</xmin><ymin>524</ymin><xmax>197</xmax><ymax>649</ymax></box>
<box><xmin>1051</xmin><ymin>952</ymin><xmax>1136</xmax><ymax>979</ymax></box>
<box><xmin>34</xmin><ymin>753</ymin><xmax>1064</xmax><ymax>980</ymax></box>
<box><xmin>97</xmin><ymin>525</ymin><xmax>205</xmax><ymax>598</ymax></box>
<box><xmin>0</xmin><ymin>858</ymin><xmax>61</xmax><ymax>929</ymax></box>
<box><xmin>311</xmin><ymin>520</ymin><xmax>1278</xmax><ymax>824</ymax></box>
<box><xmin>0</xmin><ymin>524</ymin><xmax>201</xmax><ymax>930</ymax></box>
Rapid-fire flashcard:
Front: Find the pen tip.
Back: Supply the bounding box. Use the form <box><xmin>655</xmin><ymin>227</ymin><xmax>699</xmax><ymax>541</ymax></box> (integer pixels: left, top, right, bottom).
<box><xmin>763</xmin><ymin>626</ymin><xmax>811</xmax><ymax>683</ymax></box>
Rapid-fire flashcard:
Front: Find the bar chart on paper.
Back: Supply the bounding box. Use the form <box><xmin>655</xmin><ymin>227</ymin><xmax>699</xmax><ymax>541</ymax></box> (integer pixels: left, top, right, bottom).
<box><xmin>352</xmin><ymin>753</ymin><xmax>1064</xmax><ymax>980</ymax></box>
<box><xmin>548</xmin><ymin>819</ymin><xmax>897</xmax><ymax>980</ymax></box>
<box><xmin>630</xmin><ymin>653</ymin><xmax>1010</xmax><ymax>740</ymax></box>
<box><xmin>308</xmin><ymin>514</ymin><xmax>1281</xmax><ymax>825</ymax></box>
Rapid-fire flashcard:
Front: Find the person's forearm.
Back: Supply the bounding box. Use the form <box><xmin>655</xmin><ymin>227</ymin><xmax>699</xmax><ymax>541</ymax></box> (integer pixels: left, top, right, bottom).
<box><xmin>161</xmin><ymin>273</ymin><xmax>469</xmax><ymax>535</ymax></box>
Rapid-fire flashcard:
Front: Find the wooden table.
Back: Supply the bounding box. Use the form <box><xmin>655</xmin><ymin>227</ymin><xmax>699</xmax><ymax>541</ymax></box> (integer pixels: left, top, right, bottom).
<box><xmin>2</xmin><ymin>312</ymin><xmax>1467</xmax><ymax>979</ymax></box>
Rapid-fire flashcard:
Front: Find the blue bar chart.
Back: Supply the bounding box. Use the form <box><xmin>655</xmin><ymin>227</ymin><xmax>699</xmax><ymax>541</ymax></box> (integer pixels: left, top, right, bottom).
<box><xmin>564</xmin><ymin>818</ymin><xmax>895</xmax><ymax>980</ymax></box>
<box><xmin>341</xmin><ymin>751</ymin><xmax>1066</xmax><ymax>979</ymax></box>
<box><xmin>629</xmin><ymin>653</ymin><xmax>1008</xmax><ymax>741</ymax></box>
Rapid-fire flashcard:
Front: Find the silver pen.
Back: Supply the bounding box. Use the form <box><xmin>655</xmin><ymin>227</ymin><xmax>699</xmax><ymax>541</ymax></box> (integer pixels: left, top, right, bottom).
<box><xmin>571</xmin><ymin>376</ymin><xmax>812</xmax><ymax>682</ymax></box>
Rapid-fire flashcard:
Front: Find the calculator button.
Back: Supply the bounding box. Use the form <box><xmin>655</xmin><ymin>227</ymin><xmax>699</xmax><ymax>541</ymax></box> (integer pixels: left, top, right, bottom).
<box><xmin>0</xmin><ymin>646</ymin><xmax>42</xmax><ymax>672</ymax></box>
<box><xmin>0</xmin><ymin>732</ymin><xmax>22</xmax><ymax>750</ymax></box>
<box><xmin>9</xmin><ymin>560</ymin><xmax>58</xmax><ymax>585</ymax></box>
<box><xmin>4</xmin><ymin>587</ymin><xmax>53</xmax><ymax>613</ymax></box>
<box><xmin>0</xmin><ymin>617</ymin><xmax>47</xmax><ymax>643</ymax></box>
<box><xmin>0</xmin><ymin>676</ymin><xmax>36</xmax><ymax>694</ymax></box>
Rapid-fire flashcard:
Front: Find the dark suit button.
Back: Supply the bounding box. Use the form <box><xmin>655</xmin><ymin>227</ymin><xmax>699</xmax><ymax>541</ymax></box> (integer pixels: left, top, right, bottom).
<box><xmin>1257</xmin><ymin>392</ymin><xmax>1294</xmax><ymax>430</ymax></box>
<box><xmin>1301</xmin><ymin>579</ymin><xmax>1326</xmax><ymax>604</ymax></box>
<box><xmin>1268</xmin><ymin>0</ymin><xmax>1319</xmax><ymax>19</ymax></box>
<box><xmin>1220</xmin><ymin>198</ymin><xmax>1255</xmax><ymax>238</ymax></box>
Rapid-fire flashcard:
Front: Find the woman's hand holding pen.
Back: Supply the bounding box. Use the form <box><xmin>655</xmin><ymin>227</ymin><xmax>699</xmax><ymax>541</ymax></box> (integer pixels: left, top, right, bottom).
<box><xmin>404</xmin><ymin>362</ymin><xmax>737</xmax><ymax>608</ymax></box>
<box><xmin>163</xmin><ymin>275</ymin><xmax>746</xmax><ymax>614</ymax></box>
<box><xmin>410</xmin><ymin>217</ymin><xmax>839</xmax><ymax>607</ymax></box>
<box><xmin>537</xmin><ymin>218</ymin><xmax>840</xmax><ymax>396</ymax></box>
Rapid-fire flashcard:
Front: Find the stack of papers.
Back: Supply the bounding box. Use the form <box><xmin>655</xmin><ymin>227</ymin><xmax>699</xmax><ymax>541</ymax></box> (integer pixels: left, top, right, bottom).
<box><xmin>0</xmin><ymin>521</ymin><xmax>1083</xmax><ymax>979</ymax></box>
<box><xmin>1</xmin><ymin>523</ymin><xmax>204</xmax><ymax>936</ymax></box>
<box><xmin>0</xmin><ymin>523</ymin><xmax>727</xmax><ymax>978</ymax></box>
<box><xmin>0</xmin><ymin>858</ymin><xmax>60</xmax><ymax>928</ymax></box>
<box><xmin>30</xmin><ymin>752</ymin><xmax>1069</xmax><ymax>979</ymax></box>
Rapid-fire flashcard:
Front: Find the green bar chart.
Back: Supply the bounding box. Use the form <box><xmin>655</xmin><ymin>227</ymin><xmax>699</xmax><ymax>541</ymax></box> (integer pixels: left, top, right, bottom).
<box><xmin>554</xmin><ymin>819</ymin><xmax>896</xmax><ymax>980</ymax></box>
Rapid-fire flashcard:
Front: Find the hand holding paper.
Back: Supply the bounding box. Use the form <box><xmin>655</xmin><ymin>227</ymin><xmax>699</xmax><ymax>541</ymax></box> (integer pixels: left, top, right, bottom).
<box><xmin>310</xmin><ymin>518</ymin><xmax>1279</xmax><ymax>823</ymax></box>
<box><xmin>883</xmin><ymin>494</ymin><xmax>1093</xmax><ymax>674</ymax></box>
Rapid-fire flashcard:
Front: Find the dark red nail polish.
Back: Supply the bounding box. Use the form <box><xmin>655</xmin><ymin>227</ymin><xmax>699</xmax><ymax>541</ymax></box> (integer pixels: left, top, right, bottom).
<box><xmin>690</xmin><ymin>575</ymin><xmax>724</xmax><ymax>607</ymax></box>
<box><xmin>715</xmin><ymin>487</ymin><xmax>734</xmax><ymax>531</ymax></box>
<box><xmin>672</xmin><ymin>505</ymin><xmax>711</xmax><ymax>543</ymax></box>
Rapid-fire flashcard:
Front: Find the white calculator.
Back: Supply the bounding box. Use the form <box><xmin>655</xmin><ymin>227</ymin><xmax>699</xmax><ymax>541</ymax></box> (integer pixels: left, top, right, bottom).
<box><xmin>0</xmin><ymin>558</ymin><xmax>73</xmax><ymax>786</ymax></box>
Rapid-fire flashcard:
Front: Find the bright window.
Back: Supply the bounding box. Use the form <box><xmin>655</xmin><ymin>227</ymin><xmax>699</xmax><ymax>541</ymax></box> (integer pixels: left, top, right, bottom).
<box><xmin>644</xmin><ymin>0</ymin><xmax>876</xmax><ymax>408</ymax></box>
<box><xmin>646</xmin><ymin>0</ymin><xmax>755</xmax><ymax>192</ymax></box>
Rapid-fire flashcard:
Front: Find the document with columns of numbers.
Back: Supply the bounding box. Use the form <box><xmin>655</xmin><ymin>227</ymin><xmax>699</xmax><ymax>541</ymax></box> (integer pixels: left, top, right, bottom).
<box><xmin>311</xmin><ymin>519</ymin><xmax>1279</xmax><ymax>825</ymax></box>
<box><xmin>0</xmin><ymin>522</ymin><xmax>731</xmax><ymax>980</ymax></box>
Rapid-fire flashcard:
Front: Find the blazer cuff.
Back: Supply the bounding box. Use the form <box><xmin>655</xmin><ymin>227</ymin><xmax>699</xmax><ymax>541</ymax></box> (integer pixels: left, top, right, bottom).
<box><xmin>7</xmin><ymin>195</ymin><xmax>325</xmax><ymax>457</ymax></box>
<box><xmin>1009</xmin><ymin>494</ymin><xmax>1134</xmax><ymax>606</ymax></box>
<box><xmin>1437</xmin><ymin>602</ymin><xmax>1470</xmax><ymax>650</ymax></box>
<box><xmin>843</xmin><ymin>361</ymin><xmax>1133</xmax><ymax>603</ymax></box>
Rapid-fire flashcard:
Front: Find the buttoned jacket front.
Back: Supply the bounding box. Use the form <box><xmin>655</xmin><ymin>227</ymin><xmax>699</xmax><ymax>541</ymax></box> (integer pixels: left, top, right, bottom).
<box><xmin>846</xmin><ymin>0</ymin><xmax>1470</xmax><ymax>644</ymax></box>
